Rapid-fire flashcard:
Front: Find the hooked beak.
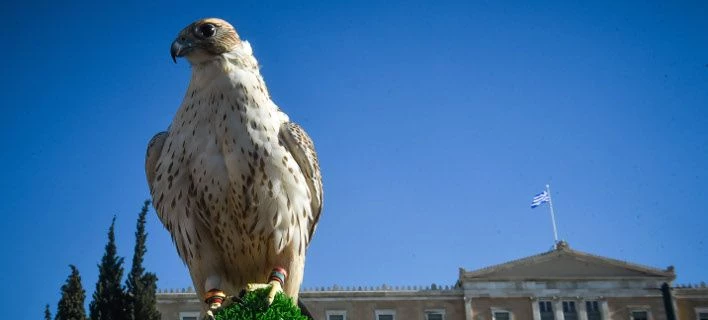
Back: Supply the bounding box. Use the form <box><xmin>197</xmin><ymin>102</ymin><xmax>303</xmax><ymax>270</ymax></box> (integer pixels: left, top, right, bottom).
<box><xmin>170</xmin><ymin>38</ymin><xmax>192</xmax><ymax>63</ymax></box>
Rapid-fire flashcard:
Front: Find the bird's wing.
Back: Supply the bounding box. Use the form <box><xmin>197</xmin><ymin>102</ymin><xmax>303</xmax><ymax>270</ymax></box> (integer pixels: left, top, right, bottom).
<box><xmin>278</xmin><ymin>122</ymin><xmax>323</xmax><ymax>243</ymax></box>
<box><xmin>145</xmin><ymin>131</ymin><xmax>168</xmax><ymax>192</ymax></box>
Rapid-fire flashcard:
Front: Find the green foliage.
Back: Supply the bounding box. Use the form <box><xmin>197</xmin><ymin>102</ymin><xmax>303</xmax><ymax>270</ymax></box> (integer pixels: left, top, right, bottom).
<box><xmin>126</xmin><ymin>200</ymin><xmax>161</xmax><ymax>320</ymax></box>
<box><xmin>214</xmin><ymin>288</ymin><xmax>308</xmax><ymax>320</ymax></box>
<box><xmin>56</xmin><ymin>265</ymin><xmax>87</xmax><ymax>320</ymax></box>
<box><xmin>44</xmin><ymin>304</ymin><xmax>52</xmax><ymax>320</ymax></box>
<box><xmin>89</xmin><ymin>216</ymin><xmax>129</xmax><ymax>320</ymax></box>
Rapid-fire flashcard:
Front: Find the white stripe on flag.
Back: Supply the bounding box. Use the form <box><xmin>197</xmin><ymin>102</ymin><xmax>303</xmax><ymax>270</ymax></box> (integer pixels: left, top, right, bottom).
<box><xmin>531</xmin><ymin>190</ymin><xmax>550</xmax><ymax>208</ymax></box>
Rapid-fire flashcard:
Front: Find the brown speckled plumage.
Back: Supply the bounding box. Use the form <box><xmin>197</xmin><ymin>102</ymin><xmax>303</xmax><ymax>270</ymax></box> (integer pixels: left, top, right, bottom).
<box><xmin>145</xmin><ymin>18</ymin><xmax>322</xmax><ymax>304</ymax></box>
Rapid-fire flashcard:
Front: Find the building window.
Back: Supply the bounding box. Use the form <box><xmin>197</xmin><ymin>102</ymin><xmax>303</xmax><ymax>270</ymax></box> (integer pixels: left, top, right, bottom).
<box><xmin>375</xmin><ymin>309</ymin><xmax>395</xmax><ymax>320</ymax></box>
<box><xmin>563</xmin><ymin>301</ymin><xmax>578</xmax><ymax>320</ymax></box>
<box><xmin>326</xmin><ymin>310</ymin><xmax>347</xmax><ymax>320</ymax></box>
<box><xmin>539</xmin><ymin>301</ymin><xmax>555</xmax><ymax>320</ymax></box>
<box><xmin>425</xmin><ymin>309</ymin><xmax>445</xmax><ymax>320</ymax></box>
<box><xmin>695</xmin><ymin>307</ymin><xmax>708</xmax><ymax>320</ymax></box>
<box><xmin>493</xmin><ymin>311</ymin><xmax>512</xmax><ymax>320</ymax></box>
<box><xmin>179</xmin><ymin>311</ymin><xmax>200</xmax><ymax>320</ymax></box>
<box><xmin>586</xmin><ymin>301</ymin><xmax>602</xmax><ymax>320</ymax></box>
<box><xmin>631</xmin><ymin>311</ymin><xmax>648</xmax><ymax>320</ymax></box>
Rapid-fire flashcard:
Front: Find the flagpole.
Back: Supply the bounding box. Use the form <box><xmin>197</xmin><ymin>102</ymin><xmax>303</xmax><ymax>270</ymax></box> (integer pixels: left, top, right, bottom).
<box><xmin>546</xmin><ymin>184</ymin><xmax>559</xmax><ymax>244</ymax></box>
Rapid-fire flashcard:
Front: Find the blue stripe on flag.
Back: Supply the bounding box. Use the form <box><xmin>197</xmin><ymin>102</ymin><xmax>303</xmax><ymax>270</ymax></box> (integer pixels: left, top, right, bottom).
<box><xmin>531</xmin><ymin>190</ymin><xmax>550</xmax><ymax>208</ymax></box>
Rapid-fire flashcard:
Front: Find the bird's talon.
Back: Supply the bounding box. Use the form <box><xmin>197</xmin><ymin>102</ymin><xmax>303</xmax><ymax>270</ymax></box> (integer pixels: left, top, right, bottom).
<box><xmin>266</xmin><ymin>279</ymin><xmax>283</xmax><ymax>305</ymax></box>
<box><xmin>244</xmin><ymin>280</ymin><xmax>284</xmax><ymax>306</ymax></box>
<box><xmin>246</xmin><ymin>283</ymin><xmax>270</xmax><ymax>291</ymax></box>
<box><xmin>203</xmin><ymin>309</ymin><xmax>216</xmax><ymax>320</ymax></box>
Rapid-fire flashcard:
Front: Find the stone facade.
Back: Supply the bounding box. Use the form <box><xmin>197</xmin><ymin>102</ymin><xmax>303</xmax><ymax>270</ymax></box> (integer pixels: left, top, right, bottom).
<box><xmin>674</xmin><ymin>287</ymin><xmax>708</xmax><ymax>320</ymax></box>
<box><xmin>301</xmin><ymin>288</ymin><xmax>466</xmax><ymax>320</ymax></box>
<box><xmin>156</xmin><ymin>292</ymin><xmax>201</xmax><ymax>320</ymax></box>
<box><xmin>156</xmin><ymin>242</ymin><xmax>707</xmax><ymax>320</ymax></box>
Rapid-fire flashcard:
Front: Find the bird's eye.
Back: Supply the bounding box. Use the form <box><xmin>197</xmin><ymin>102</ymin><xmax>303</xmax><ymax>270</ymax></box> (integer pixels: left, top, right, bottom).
<box><xmin>195</xmin><ymin>23</ymin><xmax>217</xmax><ymax>39</ymax></box>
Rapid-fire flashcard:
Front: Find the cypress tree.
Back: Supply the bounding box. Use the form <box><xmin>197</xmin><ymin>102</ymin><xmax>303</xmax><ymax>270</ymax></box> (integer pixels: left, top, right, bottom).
<box><xmin>56</xmin><ymin>265</ymin><xmax>87</xmax><ymax>320</ymax></box>
<box><xmin>126</xmin><ymin>200</ymin><xmax>161</xmax><ymax>320</ymax></box>
<box><xmin>44</xmin><ymin>304</ymin><xmax>52</xmax><ymax>320</ymax></box>
<box><xmin>89</xmin><ymin>216</ymin><xmax>129</xmax><ymax>320</ymax></box>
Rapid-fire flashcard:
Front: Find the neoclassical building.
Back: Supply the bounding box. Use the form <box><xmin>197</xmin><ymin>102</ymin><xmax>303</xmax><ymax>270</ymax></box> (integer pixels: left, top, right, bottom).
<box><xmin>156</xmin><ymin>242</ymin><xmax>708</xmax><ymax>320</ymax></box>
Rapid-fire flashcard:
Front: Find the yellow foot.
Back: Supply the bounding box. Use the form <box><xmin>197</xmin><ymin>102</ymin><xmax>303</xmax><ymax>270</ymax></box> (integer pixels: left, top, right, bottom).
<box><xmin>245</xmin><ymin>279</ymin><xmax>283</xmax><ymax>305</ymax></box>
<box><xmin>203</xmin><ymin>309</ymin><xmax>216</xmax><ymax>320</ymax></box>
<box><xmin>245</xmin><ymin>267</ymin><xmax>288</xmax><ymax>305</ymax></box>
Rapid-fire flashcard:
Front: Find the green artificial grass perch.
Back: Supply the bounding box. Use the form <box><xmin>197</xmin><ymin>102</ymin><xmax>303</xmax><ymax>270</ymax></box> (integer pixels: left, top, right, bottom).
<box><xmin>214</xmin><ymin>287</ymin><xmax>309</xmax><ymax>320</ymax></box>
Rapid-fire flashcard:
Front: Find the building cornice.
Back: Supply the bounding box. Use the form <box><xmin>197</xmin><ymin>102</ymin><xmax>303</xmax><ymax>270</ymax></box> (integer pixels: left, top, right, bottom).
<box><xmin>459</xmin><ymin>243</ymin><xmax>675</xmax><ymax>282</ymax></box>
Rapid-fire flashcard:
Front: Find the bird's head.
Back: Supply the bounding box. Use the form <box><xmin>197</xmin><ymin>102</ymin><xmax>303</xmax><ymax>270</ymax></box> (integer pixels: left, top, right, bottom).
<box><xmin>170</xmin><ymin>18</ymin><xmax>241</xmax><ymax>64</ymax></box>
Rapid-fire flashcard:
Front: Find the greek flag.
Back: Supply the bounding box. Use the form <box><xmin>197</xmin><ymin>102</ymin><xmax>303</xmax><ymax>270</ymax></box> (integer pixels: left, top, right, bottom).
<box><xmin>531</xmin><ymin>190</ymin><xmax>550</xmax><ymax>208</ymax></box>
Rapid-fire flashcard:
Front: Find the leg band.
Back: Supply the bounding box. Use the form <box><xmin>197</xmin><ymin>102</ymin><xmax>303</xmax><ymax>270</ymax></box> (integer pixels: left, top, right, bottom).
<box><xmin>269</xmin><ymin>267</ymin><xmax>288</xmax><ymax>285</ymax></box>
<box><xmin>204</xmin><ymin>289</ymin><xmax>226</xmax><ymax>305</ymax></box>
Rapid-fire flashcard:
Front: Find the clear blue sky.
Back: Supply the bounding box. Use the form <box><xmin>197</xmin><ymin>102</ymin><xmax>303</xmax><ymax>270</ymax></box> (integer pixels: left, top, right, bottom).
<box><xmin>1</xmin><ymin>1</ymin><xmax>707</xmax><ymax>318</ymax></box>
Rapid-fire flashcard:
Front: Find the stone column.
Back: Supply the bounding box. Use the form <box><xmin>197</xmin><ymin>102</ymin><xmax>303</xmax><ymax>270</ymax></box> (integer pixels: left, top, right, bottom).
<box><xmin>465</xmin><ymin>297</ymin><xmax>473</xmax><ymax>320</ymax></box>
<box><xmin>578</xmin><ymin>300</ymin><xmax>588</xmax><ymax>320</ymax></box>
<box><xmin>600</xmin><ymin>300</ymin><xmax>610</xmax><ymax>320</ymax></box>
<box><xmin>531</xmin><ymin>298</ymin><xmax>541</xmax><ymax>320</ymax></box>
<box><xmin>554</xmin><ymin>300</ymin><xmax>565</xmax><ymax>320</ymax></box>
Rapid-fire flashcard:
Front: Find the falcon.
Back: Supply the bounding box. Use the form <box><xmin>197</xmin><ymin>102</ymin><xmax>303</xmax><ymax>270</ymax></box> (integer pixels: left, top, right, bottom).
<box><xmin>145</xmin><ymin>18</ymin><xmax>323</xmax><ymax>316</ymax></box>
